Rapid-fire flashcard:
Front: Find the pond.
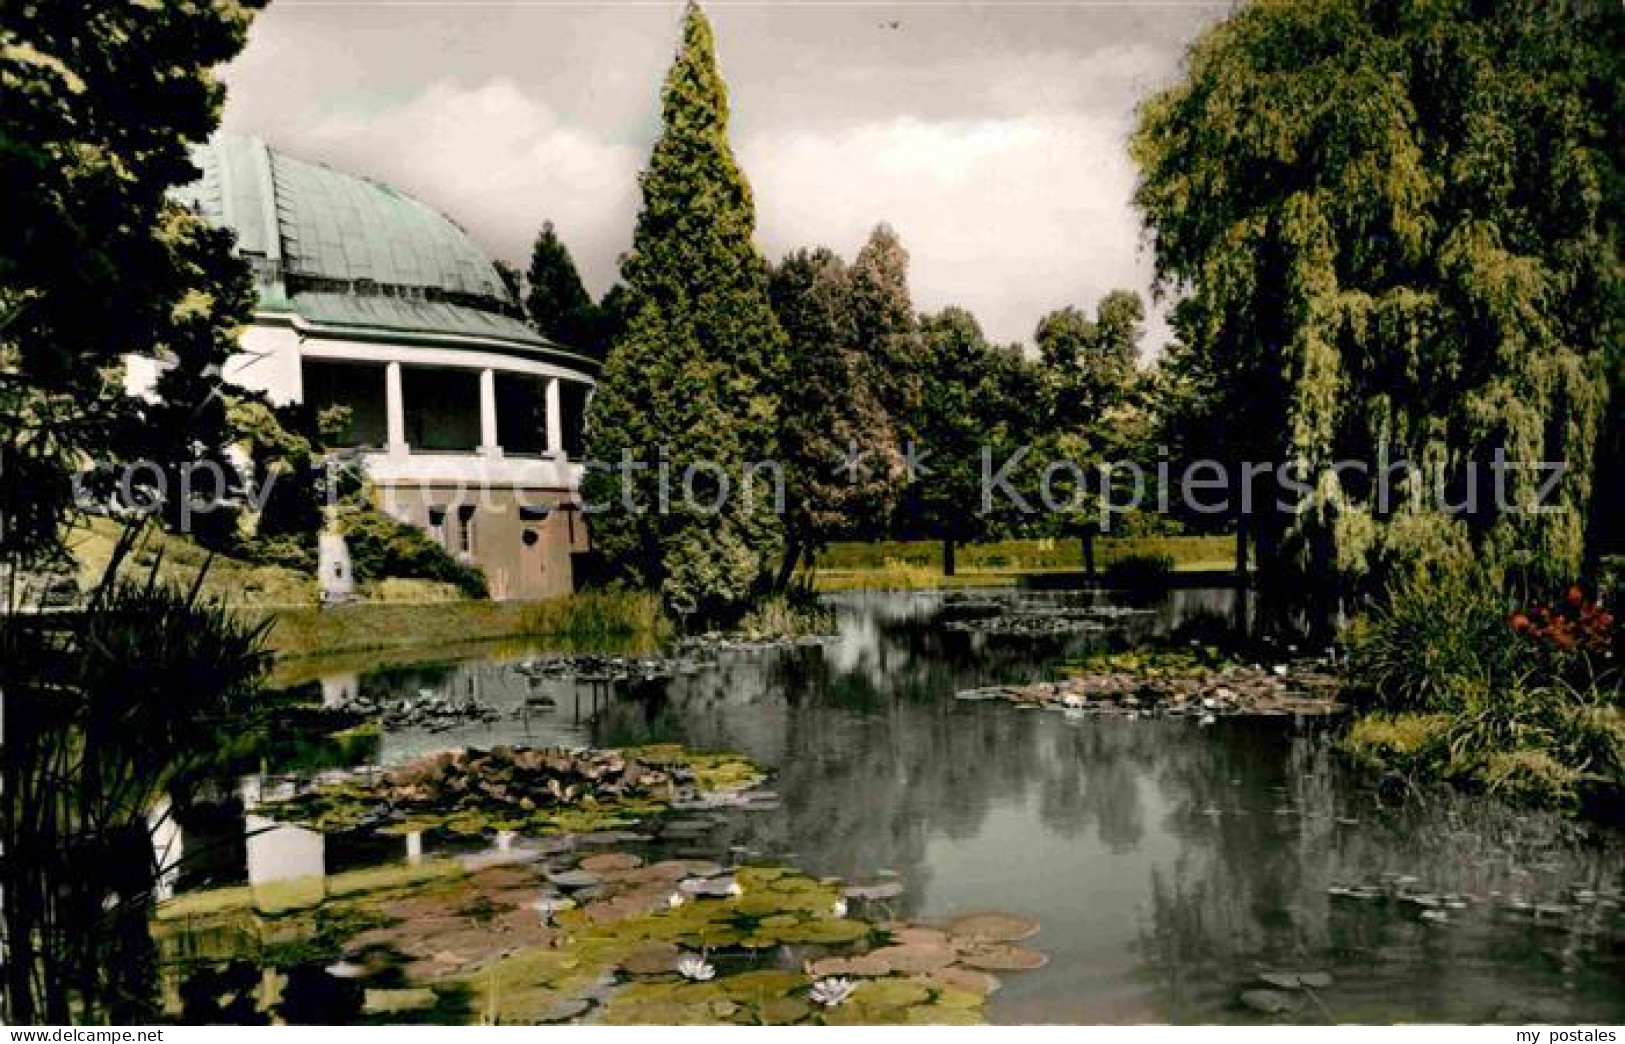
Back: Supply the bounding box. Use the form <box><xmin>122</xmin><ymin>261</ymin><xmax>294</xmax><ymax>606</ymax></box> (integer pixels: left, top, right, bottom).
<box><xmin>161</xmin><ymin>589</ymin><xmax>1625</xmax><ymax>1024</ymax></box>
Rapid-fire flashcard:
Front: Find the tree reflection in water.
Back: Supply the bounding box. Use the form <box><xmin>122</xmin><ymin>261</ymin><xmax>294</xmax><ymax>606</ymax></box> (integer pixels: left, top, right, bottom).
<box><xmin>1</xmin><ymin>554</ymin><xmax>269</xmax><ymax>1024</ymax></box>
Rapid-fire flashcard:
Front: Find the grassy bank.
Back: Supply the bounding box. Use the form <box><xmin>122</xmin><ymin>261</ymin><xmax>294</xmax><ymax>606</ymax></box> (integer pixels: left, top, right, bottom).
<box><xmin>809</xmin><ymin>535</ymin><xmax>1233</xmax><ymax>591</ymax></box>
<box><xmin>66</xmin><ymin>517</ymin><xmax>466</xmax><ymax>607</ymax></box>
<box><xmin>255</xmin><ymin>588</ymin><xmax>669</xmax><ymax>666</ymax></box>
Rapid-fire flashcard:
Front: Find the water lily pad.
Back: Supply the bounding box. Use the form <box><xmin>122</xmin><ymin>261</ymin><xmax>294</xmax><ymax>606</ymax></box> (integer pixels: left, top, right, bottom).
<box><xmin>923</xmin><ymin>966</ymin><xmax>1001</xmax><ymax>997</ymax></box>
<box><xmin>854</xmin><ymin>978</ymin><xmax>932</xmax><ymax>1009</ymax></box>
<box><xmin>806</xmin><ymin>954</ymin><xmax>891</xmax><ymax>978</ymax></box>
<box><xmin>778</xmin><ymin>917</ymin><xmax>870</xmax><ymax>945</ymax></box>
<box><xmin>945</xmin><ymin>911</ymin><xmax>1040</xmax><ymax>944</ymax></box>
<box><xmin>954</xmin><ymin>943</ymin><xmax>1048</xmax><ymax>971</ymax></box>
<box><xmin>865</xmin><ymin>943</ymin><xmax>958</xmax><ymax>974</ymax></box>
<box><xmin>888</xmin><ymin>927</ymin><xmax>951</xmax><ymax>948</ymax></box>
<box><xmin>547</xmin><ymin>869</ymin><xmax>604</xmax><ymax>890</ymax></box>
<box><xmin>679</xmin><ymin>876</ymin><xmax>738</xmax><ymax>898</ymax></box>
<box><xmin>578</xmin><ymin>829</ymin><xmax>651</xmax><ymax>845</ymax></box>
<box><xmin>622</xmin><ymin>941</ymin><xmax>682</xmax><ymax>976</ymax></box>
<box><xmin>905</xmin><ymin>1004</ymin><xmax>982</xmax><ymax>1026</ymax></box>
<box><xmin>581</xmin><ymin>852</ymin><xmax>643</xmax><ymax>872</ymax></box>
<box><xmin>543</xmin><ymin>996</ymin><xmax>592</xmax><ymax>1023</ymax></box>
<box><xmin>362</xmin><ymin>987</ymin><xmax>439</xmax><ymax>1014</ymax></box>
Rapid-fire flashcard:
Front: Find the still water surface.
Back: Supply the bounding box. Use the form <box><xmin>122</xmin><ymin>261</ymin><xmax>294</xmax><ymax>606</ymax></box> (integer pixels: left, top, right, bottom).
<box><xmin>171</xmin><ymin>589</ymin><xmax>1625</xmax><ymax>1023</ymax></box>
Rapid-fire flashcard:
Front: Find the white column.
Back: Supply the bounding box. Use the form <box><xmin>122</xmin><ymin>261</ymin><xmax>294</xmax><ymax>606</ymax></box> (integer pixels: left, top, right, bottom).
<box><xmin>546</xmin><ymin>377</ymin><xmax>565</xmax><ymax>459</ymax></box>
<box><xmin>479</xmin><ymin>367</ymin><xmax>500</xmax><ymax>457</ymax></box>
<box><xmin>385</xmin><ymin>361</ymin><xmax>407</xmax><ymax>454</ymax></box>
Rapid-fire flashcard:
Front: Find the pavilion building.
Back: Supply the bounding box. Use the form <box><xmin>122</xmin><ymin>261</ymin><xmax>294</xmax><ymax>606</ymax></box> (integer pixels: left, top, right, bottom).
<box><xmin>126</xmin><ymin>134</ymin><xmax>597</xmax><ymax>599</ymax></box>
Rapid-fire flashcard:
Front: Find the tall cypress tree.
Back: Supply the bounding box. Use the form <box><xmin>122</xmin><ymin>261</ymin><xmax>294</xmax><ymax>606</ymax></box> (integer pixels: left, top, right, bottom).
<box><xmin>584</xmin><ymin>2</ymin><xmax>788</xmax><ymax>621</ymax></box>
<box><xmin>849</xmin><ymin>224</ymin><xmax>923</xmax><ymax>440</ymax></box>
<box><xmin>523</xmin><ymin>220</ymin><xmax>599</xmax><ymax>355</ymax></box>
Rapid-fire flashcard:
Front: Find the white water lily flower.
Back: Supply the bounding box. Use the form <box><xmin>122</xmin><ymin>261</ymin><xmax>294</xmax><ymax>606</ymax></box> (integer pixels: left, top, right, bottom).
<box><xmin>667</xmin><ymin>891</ymin><xmax>687</xmax><ymax>909</ymax></box>
<box><xmin>726</xmin><ymin>879</ymin><xmax>744</xmax><ymax>898</ymax></box>
<box><xmin>831</xmin><ymin>898</ymin><xmax>848</xmax><ymax>918</ymax></box>
<box><xmin>676</xmin><ymin>955</ymin><xmax>716</xmax><ymax>981</ymax></box>
<box><xmin>1060</xmin><ymin>692</ymin><xmax>1086</xmax><ymax>709</ymax></box>
<box><xmin>531</xmin><ymin>895</ymin><xmax>576</xmax><ymax>921</ymax></box>
<box><xmin>1272</xmin><ymin>664</ymin><xmax>1289</xmax><ymax>677</ymax></box>
<box><xmin>810</xmin><ymin>977</ymin><xmax>856</xmax><ymax>1008</ymax></box>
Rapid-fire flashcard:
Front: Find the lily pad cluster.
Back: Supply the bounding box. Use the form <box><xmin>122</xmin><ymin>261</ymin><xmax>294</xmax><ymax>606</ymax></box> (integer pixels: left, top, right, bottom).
<box><xmin>154</xmin><ymin>839</ymin><xmax>1048</xmax><ymax>1026</ymax></box>
<box><xmin>942</xmin><ymin>604</ymin><xmax>1151</xmax><ymax>637</ymax></box>
<box><xmin>805</xmin><ymin>913</ymin><xmax>1044</xmax><ymax>993</ymax></box>
<box><xmin>957</xmin><ymin>660</ymin><xmax>1341</xmax><ymax>720</ymax></box>
<box><xmin>468</xmin><ymin>864</ymin><xmax>1032</xmax><ymax>1025</ymax></box>
<box><xmin>261</xmin><ymin>744</ymin><xmax>765</xmax><ymax>837</ymax></box>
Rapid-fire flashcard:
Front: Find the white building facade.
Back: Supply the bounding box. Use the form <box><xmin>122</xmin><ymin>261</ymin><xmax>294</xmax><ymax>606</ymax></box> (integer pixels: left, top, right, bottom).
<box><xmin>131</xmin><ymin>135</ymin><xmax>598</xmax><ymax>599</ymax></box>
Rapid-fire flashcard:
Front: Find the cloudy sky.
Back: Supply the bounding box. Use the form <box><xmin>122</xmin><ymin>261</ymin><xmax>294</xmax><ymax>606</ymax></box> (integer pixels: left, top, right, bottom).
<box><xmin>220</xmin><ymin>0</ymin><xmax>1228</xmax><ymax>353</ymax></box>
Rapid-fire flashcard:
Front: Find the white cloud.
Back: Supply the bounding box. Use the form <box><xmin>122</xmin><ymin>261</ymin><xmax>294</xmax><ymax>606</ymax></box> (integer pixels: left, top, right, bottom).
<box><xmin>216</xmin><ymin>3</ymin><xmax>1205</xmax><ymax>358</ymax></box>
<box><xmin>741</xmin><ymin>111</ymin><xmax>1169</xmax><ymax>352</ymax></box>
<box><xmin>267</xmin><ymin>80</ymin><xmax>644</xmax><ymax>290</ymax></box>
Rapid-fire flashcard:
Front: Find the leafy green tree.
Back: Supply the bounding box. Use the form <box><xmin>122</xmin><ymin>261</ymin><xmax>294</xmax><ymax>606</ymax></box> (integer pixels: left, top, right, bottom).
<box><xmin>1031</xmin><ymin>291</ymin><xmax>1146</xmax><ymax>574</ymax></box>
<box><xmin>583</xmin><ymin>2</ymin><xmax>789</xmax><ymax>621</ymax></box>
<box><xmin>523</xmin><ymin>219</ymin><xmax>600</xmax><ymax>355</ymax></box>
<box><xmin>494</xmin><ymin>260</ymin><xmax>525</xmax><ymax>306</ymax></box>
<box><xmin>850</xmin><ymin>224</ymin><xmax>925</xmax><ymax>441</ymax></box>
<box><xmin>1</xmin><ymin>0</ymin><xmax>264</xmax><ymax>569</ymax></box>
<box><xmin>769</xmin><ymin>247</ymin><xmax>901</xmax><ymax>582</ymax></box>
<box><xmin>1035</xmin><ymin>290</ymin><xmax>1141</xmax><ymax>423</ymax></box>
<box><xmin>895</xmin><ymin>308</ymin><xmax>1013</xmax><ymax>574</ymax></box>
<box><xmin>1133</xmin><ymin>0</ymin><xmax>1623</xmax><ymax>593</ymax></box>
<box><xmin>595</xmin><ymin>281</ymin><xmax>634</xmax><ymax>355</ymax></box>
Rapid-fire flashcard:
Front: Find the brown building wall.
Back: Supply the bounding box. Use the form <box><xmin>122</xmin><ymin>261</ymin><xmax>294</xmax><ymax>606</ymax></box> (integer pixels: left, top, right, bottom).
<box><xmin>379</xmin><ymin>483</ymin><xmax>590</xmax><ymax>601</ymax></box>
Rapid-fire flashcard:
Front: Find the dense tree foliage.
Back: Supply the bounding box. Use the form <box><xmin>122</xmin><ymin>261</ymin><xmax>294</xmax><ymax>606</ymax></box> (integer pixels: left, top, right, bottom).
<box><xmin>1029</xmin><ymin>291</ymin><xmax>1149</xmax><ymax>569</ymax></box>
<box><xmin>584</xmin><ymin>3</ymin><xmax>789</xmax><ymax>621</ymax></box>
<box><xmin>1</xmin><ymin>0</ymin><xmax>264</xmax><ymax>568</ymax></box>
<box><xmin>1035</xmin><ymin>290</ymin><xmax>1142</xmax><ymax>424</ymax></box>
<box><xmin>769</xmin><ymin>246</ymin><xmax>901</xmax><ymax>581</ymax></box>
<box><xmin>1133</xmin><ymin>0</ymin><xmax>1623</xmax><ymax>592</ymax></box>
<box><xmin>523</xmin><ymin>220</ymin><xmax>601</xmax><ymax>356</ymax></box>
<box><xmin>894</xmin><ymin>308</ymin><xmax>1028</xmax><ymax>573</ymax></box>
<box><xmin>850</xmin><ymin>225</ymin><xmax>925</xmax><ymax>442</ymax></box>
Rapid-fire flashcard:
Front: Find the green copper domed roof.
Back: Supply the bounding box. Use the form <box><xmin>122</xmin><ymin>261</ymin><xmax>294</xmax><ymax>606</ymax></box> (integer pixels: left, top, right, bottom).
<box><xmin>177</xmin><ymin>135</ymin><xmax>589</xmax><ymax>362</ymax></box>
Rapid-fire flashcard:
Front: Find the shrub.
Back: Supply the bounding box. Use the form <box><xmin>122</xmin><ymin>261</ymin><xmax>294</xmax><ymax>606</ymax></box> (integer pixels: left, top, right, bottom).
<box><xmin>735</xmin><ymin>591</ymin><xmax>835</xmax><ymax>637</ymax></box>
<box><xmin>341</xmin><ymin>508</ymin><xmax>488</xmax><ymax>599</ymax></box>
<box><xmin>1344</xmin><ymin>712</ymin><xmax>1453</xmax><ymax>773</ymax></box>
<box><xmin>518</xmin><ymin>588</ymin><xmax>669</xmax><ymax>642</ymax></box>
<box><xmin>1103</xmin><ymin>552</ymin><xmax>1175</xmax><ymax>589</ymax></box>
<box><xmin>243</xmin><ymin>532</ymin><xmax>316</xmax><ymax>573</ymax></box>
<box><xmin>1343</xmin><ymin>565</ymin><xmax>1518</xmax><ymax>712</ymax></box>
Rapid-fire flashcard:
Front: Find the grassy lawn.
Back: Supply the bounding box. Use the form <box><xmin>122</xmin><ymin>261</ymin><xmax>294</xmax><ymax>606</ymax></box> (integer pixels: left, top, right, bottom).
<box><xmin>66</xmin><ymin>518</ymin><xmax>666</xmax><ymax>673</ymax></box>
<box><xmin>808</xmin><ymin>535</ymin><xmax>1236</xmax><ymax>591</ymax></box>
<box><xmin>254</xmin><ymin>590</ymin><xmax>666</xmax><ymax>679</ymax></box>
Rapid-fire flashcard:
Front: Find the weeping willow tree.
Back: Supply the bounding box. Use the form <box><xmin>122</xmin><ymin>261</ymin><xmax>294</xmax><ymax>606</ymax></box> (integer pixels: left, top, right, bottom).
<box><xmin>1133</xmin><ymin>0</ymin><xmax>1623</xmax><ymax>592</ymax></box>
